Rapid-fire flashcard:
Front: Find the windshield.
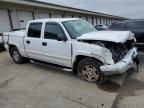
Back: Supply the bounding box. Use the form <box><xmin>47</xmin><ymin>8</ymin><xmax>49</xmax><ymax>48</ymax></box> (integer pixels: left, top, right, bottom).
<box><xmin>62</xmin><ymin>19</ymin><xmax>97</xmax><ymax>39</ymax></box>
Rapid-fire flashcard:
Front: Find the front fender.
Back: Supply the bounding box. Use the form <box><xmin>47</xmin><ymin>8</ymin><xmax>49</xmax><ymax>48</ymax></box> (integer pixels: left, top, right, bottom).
<box><xmin>72</xmin><ymin>41</ymin><xmax>114</xmax><ymax>65</ymax></box>
<box><xmin>72</xmin><ymin>52</ymin><xmax>105</xmax><ymax>64</ymax></box>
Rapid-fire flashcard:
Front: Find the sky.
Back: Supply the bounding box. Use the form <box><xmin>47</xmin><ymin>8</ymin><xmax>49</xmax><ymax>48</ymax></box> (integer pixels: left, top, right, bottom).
<box><xmin>37</xmin><ymin>0</ymin><xmax>144</xmax><ymax>19</ymax></box>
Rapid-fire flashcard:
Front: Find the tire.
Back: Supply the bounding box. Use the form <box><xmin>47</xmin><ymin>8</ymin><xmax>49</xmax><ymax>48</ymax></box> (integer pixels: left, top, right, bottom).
<box><xmin>10</xmin><ymin>47</ymin><xmax>27</xmax><ymax>64</ymax></box>
<box><xmin>77</xmin><ymin>57</ymin><xmax>107</xmax><ymax>83</ymax></box>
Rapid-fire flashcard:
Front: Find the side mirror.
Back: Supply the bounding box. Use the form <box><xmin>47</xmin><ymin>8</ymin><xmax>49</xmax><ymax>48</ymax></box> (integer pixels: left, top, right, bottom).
<box><xmin>57</xmin><ymin>34</ymin><xmax>67</xmax><ymax>41</ymax></box>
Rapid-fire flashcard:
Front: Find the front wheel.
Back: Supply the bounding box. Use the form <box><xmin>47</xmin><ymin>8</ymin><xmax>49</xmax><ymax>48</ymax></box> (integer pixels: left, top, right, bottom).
<box><xmin>77</xmin><ymin>58</ymin><xmax>107</xmax><ymax>83</ymax></box>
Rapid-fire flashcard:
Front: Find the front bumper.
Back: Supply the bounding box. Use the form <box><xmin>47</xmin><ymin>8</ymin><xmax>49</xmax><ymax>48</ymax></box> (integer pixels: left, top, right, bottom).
<box><xmin>100</xmin><ymin>47</ymin><xmax>138</xmax><ymax>75</ymax></box>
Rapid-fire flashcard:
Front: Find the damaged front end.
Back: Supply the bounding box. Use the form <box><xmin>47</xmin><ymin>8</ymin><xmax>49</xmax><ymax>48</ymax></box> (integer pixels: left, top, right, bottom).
<box><xmin>102</xmin><ymin>40</ymin><xmax>139</xmax><ymax>75</ymax></box>
<box><xmin>101</xmin><ymin>47</ymin><xmax>138</xmax><ymax>75</ymax></box>
<box><xmin>101</xmin><ymin>40</ymin><xmax>135</xmax><ymax>63</ymax></box>
<box><xmin>81</xmin><ymin>39</ymin><xmax>139</xmax><ymax>75</ymax></box>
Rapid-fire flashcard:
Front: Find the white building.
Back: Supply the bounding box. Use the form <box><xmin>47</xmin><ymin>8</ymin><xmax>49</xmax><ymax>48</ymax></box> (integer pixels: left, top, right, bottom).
<box><xmin>0</xmin><ymin>0</ymin><xmax>127</xmax><ymax>33</ymax></box>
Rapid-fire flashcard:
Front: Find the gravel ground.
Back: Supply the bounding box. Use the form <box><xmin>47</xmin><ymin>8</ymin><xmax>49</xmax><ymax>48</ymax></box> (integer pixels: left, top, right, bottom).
<box><xmin>1</xmin><ymin>51</ymin><xmax>144</xmax><ymax>108</ymax></box>
<box><xmin>0</xmin><ymin>51</ymin><xmax>123</xmax><ymax>108</ymax></box>
<box><xmin>111</xmin><ymin>53</ymin><xmax>144</xmax><ymax>108</ymax></box>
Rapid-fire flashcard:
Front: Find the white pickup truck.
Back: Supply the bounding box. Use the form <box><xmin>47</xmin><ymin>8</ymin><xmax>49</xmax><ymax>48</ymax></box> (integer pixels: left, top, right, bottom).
<box><xmin>3</xmin><ymin>18</ymin><xmax>139</xmax><ymax>83</ymax></box>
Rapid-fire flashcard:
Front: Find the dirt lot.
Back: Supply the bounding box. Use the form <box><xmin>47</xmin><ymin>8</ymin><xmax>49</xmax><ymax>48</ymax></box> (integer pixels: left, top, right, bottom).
<box><xmin>111</xmin><ymin>53</ymin><xmax>144</xmax><ymax>108</ymax></box>
<box><xmin>0</xmin><ymin>51</ymin><xmax>144</xmax><ymax>108</ymax></box>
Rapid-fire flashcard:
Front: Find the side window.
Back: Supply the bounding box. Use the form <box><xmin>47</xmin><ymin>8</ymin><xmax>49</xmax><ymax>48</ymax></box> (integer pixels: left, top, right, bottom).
<box><xmin>28</xmin><ymin>23</ymin><xmax>42</xmax><ymax>38</ymax></box>
<box><xmin>44</xmin><ymin>23</ymin><xmax>65</xmax><ymax>40</ymax></box>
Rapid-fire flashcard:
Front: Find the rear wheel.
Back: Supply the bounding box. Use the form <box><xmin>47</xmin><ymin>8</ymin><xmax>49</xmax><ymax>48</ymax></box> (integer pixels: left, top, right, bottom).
<box><xmin>10</xmin><ymin>47</ymin><xmax>28</xmax><ymax>64</ymax></box>
<box><xmin>77</xmin><ymin>58</ymin><xmax>106</xmax><ymax>83</ymax></box>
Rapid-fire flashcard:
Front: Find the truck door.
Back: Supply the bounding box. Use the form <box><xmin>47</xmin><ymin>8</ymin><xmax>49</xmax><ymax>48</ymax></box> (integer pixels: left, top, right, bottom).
<box><xmin>41</xmin><ymin>22</ymin><xmax>72</xmax><ymax>67</ymax></box>
<box><xmin>24</xmin><ymin>22</ymin><xmax>44</xmax><ymax>60</ymax></box>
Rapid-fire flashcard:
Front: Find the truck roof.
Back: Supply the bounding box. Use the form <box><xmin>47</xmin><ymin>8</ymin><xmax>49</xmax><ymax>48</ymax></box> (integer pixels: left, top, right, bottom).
<box><xmin>29</xmin><ymin>18</ymin><xmax>80</xmax><ymax>23</ymax></box>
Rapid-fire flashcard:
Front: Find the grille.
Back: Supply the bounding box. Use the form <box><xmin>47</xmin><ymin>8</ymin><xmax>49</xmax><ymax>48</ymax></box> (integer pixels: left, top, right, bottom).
<box><xmin>105</xmin><ymin>40</ymin><xmax>134</xmax><ymax>63</ymax></box>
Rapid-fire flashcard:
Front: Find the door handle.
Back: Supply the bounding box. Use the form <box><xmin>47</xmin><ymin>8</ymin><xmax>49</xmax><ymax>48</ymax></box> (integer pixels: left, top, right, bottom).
<box><xmin>42</xmin><ymin>42</ymin><xmax>47</xmax><ymax>46</ymax></box>
<box><xmin>26</xmin><ymin>40</ymin><xmax>30</xmax><ymax>44</ymax></box>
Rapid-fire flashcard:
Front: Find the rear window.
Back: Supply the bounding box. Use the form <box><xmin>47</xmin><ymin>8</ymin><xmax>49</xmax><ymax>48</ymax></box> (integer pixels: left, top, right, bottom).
<box><xmin>28</xmin><ymin>23</ymin><xmax>42</xmax><ymax>38</ymax></box>
<box><xmin>126</xmin><ymin>21</ymin><xmax>144</xmax><ymax>29</ymax></box>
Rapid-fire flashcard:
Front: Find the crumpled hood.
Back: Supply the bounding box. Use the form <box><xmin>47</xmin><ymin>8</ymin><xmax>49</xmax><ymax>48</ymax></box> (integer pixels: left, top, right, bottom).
<box><xmin>77</xmin><ymin>31</ymin><xmax>135</xmax><ymax>43</ymax></box>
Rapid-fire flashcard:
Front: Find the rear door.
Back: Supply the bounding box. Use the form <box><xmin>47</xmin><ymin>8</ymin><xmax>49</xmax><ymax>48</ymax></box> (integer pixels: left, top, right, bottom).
<box><xmin>24</xmin><ymin>22</ymin><xmax>43</xmax><ymax>60</ymax></box>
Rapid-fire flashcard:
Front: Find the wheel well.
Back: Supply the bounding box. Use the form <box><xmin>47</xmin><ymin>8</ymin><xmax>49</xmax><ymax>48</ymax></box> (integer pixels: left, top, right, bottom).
<box><xmin>9</xmin><ymin>45</ymin><xmax>17</xmax><ymax>56</ymax></box>
<box><xmin>72</xmin><ymin>55</ymin><xmax>103</xmax><ymax>75</ymax></box>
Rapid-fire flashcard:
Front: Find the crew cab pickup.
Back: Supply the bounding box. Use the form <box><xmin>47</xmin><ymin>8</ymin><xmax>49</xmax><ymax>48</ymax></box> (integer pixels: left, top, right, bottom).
<box><xmin>3</xmin><ymin>18</ymin><xmax>139</xmax><ymax>83</ymax></box>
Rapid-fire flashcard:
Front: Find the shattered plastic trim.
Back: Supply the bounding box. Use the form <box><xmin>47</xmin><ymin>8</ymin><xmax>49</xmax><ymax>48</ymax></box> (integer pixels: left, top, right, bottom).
<box><xmin>100</xmin><ymin>47</ymin><xmax>137</xmax><ymax>75</ymax></box>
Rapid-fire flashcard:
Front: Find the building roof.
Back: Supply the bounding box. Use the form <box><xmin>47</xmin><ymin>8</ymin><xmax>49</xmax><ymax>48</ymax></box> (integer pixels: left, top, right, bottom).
<box><xmin>1</xmin><ymin>0</ymin><xmax>127</xmax><ymax>19</ymax></box>
<box><xmin>112</xmin><ymin>19</ymin><xmax>144</xmax><ymax>24</ymax></box>
<box><xmin>34</xmin><ymin>0</ymin><xmax>127</xmax><ymax>19</ymax></box>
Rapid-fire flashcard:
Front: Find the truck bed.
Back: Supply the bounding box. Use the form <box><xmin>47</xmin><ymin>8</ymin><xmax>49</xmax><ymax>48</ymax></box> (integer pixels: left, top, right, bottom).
<box><xmin>3</xmin><ymin>30</ymin><xmax>25</xmax><ymax>52</ymax></box>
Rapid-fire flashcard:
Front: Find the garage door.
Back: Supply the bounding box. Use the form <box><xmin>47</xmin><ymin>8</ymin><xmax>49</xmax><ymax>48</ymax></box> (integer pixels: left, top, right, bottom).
<box><xmin>93</xmin><ymin>17</ymin><xmax>96</xmax><ymax>26</ymax></box>
<box><xmin>54</xmin><ymin>14</ymin><xmax>62</xmax><ymax>18</ymax></box>
<box><xmin>81</xmin><ymin>16</ymin><xmax>86</xmax><ymax>21</ymax></box>
<box><xmin>73</xmin><ymin>15</ymin><xmax>79</xmax><ymax>18</ymax></box>
<box><xmin>39</xmin><ymin>13</ymin><xmax>50</xmax><ymax>19</ymax></box>
<box><xmin>88</xmin><ymin>17</ymin><xmax>92</xmax><ymax>24</ymax></box>
<box><xmin>65</xmin><ymin>15</ymin><xmax>72</xmax><ymax>18</ymax></box>
<box><xmin>97</xmin><ymin>17</ymin><xmax>100</xmax><ymax>24</ymax></box>
<box><xmin>0</xmin><ymin>9</ymin><xmax>11</xmax><ymax>33</ymax></box>
<box><xmin>101</xmin><ymin>18</ymin><xmax>104</xmax><ymax>24</ymax></box>
<box><xmin>17</xmin><ymin>11</ymin><xmax>33</xmax><ymax>29</ymax></box>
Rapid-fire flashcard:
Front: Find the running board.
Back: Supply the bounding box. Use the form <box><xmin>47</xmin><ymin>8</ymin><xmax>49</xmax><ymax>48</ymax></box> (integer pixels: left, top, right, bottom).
<box><xmin>30</xmin><ymin>60</ymin><xmax>72</xmax><ymax>72</ymax></box>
